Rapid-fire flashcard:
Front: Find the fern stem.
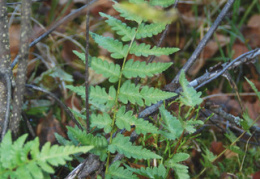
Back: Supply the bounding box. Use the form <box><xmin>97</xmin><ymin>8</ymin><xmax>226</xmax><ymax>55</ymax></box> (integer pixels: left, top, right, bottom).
<box><xmin>105</xmin><ymin>22</ymin><xmax>141</xmax><ymax>174</ymax></box>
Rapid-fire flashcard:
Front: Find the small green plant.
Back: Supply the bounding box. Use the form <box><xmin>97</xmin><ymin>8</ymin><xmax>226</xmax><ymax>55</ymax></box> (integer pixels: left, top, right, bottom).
<box><xmin>62</xmin><ymin>0</ymin><xmax>205</xmax><ymax>178</ymax></box>
<box><xmin>0</xmin><ymin>131</ymin><xmax>93</xmax><ymax>179</ymax></box>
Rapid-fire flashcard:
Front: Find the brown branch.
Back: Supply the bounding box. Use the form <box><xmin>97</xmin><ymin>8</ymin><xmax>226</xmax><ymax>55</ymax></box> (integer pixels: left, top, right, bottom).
<box><xmin>0</xmin><ymin>0</ymin><xmax>12</xmax><ymax>139</ymax></box>
<box><xmin>10</xmin><ymin>0</ymin><xmax>32</xmax><ymax>136</ymax></box>
<box><xmin>85</xmin><ymin>0</ymin><xmax>90</xmax><ymax>133</ymax></box>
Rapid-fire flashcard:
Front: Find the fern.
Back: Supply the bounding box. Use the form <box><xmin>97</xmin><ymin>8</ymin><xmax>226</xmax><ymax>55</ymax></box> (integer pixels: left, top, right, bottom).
<box><xmin>90</xmin><ymin>32</ymin><xmax>129</xmax><ymax>59</ymax></box>
<box><xmin>130</xmin><ymin>42</ymin><xmax>179</xmax><ymax>57</ymax></box>
<box><xmin>116</xmin><ymin>106</ymin><xmax>159</xmax><ymax>134</ymax></box>
<box><xmin>65</xmin><ymin>0</ymin><xmax>180</xmax><ymax>177</ymax></box>
<box><xmin>108</xmin><ymin>134</ymin><xmax>161</xmax><ymax>159</ymax></box>
<box><xmin>127</xmin><ymin>163</ymin><xmax>167</xmax><ymax>179</ymax></box>
<box><xmin>159</xmin><ymin>105</ymin><xmax>183</xmax><ymax>140</ymax></box>
<box><xmin>165</xmin><ymin>153</ymin><xmax>190</xmax><ymax>179</ymax></box>
<box><xmin>107</xmin><ymin>161</ymin><xmax>138</xmax><ymax>179</ymax></box>
<box><xmin>179</xmin><ymin>70</ymin><xmax>203</xmax><ymax>107</ymax></box>
<box><xmin>91</xmin><ymin>113</ymin><xmax>113</xmax><ymax>133</ymax></box>
<box><xmin>100</xmin><ymin>12</ymin><xmax>136</xmax><ymax>42</ymax></box>
<box><xmin>136</xmin><ymin>22</ymin><xmax>167</xmax><ymax>39</ymax></box>
<box><xmin>118</xmin><ymin>80</ymin><xmax>144</xmax><ymax>106</ymax></box>
<box><xmin>123</xmin><ymin>59</ymin><xmax>173</xmax><ymax>78</ymax></box>
<box><xmin>0</xmin><ymin>131</ymin><xmax>93</xmax><ymax>179</ymax></box>
<box><xmin>90</xmin><ymin>56</ymin><xmax>120</xmax><ymax>83</ymax></box>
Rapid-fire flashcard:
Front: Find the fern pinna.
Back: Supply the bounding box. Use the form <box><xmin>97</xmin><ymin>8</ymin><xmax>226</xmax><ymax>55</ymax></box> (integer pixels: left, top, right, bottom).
<box><xmin>62</xmin><ymin>0</ymin><xmax>199</xmax><ymax>178</ymax></box>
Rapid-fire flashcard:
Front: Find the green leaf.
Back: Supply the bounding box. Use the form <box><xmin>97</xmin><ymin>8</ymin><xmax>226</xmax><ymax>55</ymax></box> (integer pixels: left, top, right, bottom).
<box><xmin>140</xmin><ymin>86</ymin><xmax>177</xmax><ymax>106</ymax></box>
<box><xmin>159</xmin><ymin>105</ymin><xmax>183</xmax><ymax>140</ymax></box>
<box><xmin>91</xmin><ymin>113</ymin><xmax>112</xmax><ymax>133</ymax></box>
<box><xmin>107</xmin><ymin>161</ymin><xmax>138</xmax><ymax>179</ymax></box>
<box><xmin>126</xmin><ymin>163</ymin><xmax>167</xmax><ymax>179</ymax></box>
<box><xmin>90</xmin><ymin>86</ymin><xmax>116</xmax><ymax>109</ymax></box>
<box><xmin>73</xmin><ymin>50</ymin><xmax>86</xmax><ymax>63</ymax></box>
<box><xmin>184</xmin><ymin>120</ymin><xmax>204</xmax><ymax>134</ymax></box>
<box><xmin>119</xmin><ymin>80</ymin><xmax>144</xmax><ymax>106</ymax></box>
<box><xmin>67</xmin><ymin>126</ymin><xmax>108</xmax><ymax>161</ymax></box>
<box><xmin>123</xmin><ymin>59</ymin><xmax>173</xmax><ymax>78</ymax></box>
<box><xmin>108</xmin><ymin>134</ymin><xmax>161</xmax><ymax>159</ymax></box>
<box><xmin>149</xmin><ymin>0</ymin><xmax>176</xmax><ymax>8</ymax></box>
<box><xmin>245</xmin><ymin>77</ymin><xmax>260</xmax><ymax>100</ymax></box>
<box><xmin>100</xmin><ymin>12</ymin><xmax>136</xmax><ymax>42</ymax></box>
<box><xmin>90</xmin><ymin>32</ymin><xmax>128</xmax><ymax>59</ymax></box>
<box><xmin>179</xmin><ymin>70</ymin><xmax>203</xmax><ymax>107</ymax></box>
<box><xmin>136</xmin><ymin>22</ymin><xmax>167</xmax><ymax>39</ymax></box>
<box><xmin>130</xmin><ymin>42</ymin><xmax>179</xmax><ymax>57</ymax></box>
<box><xmin>0</xmin><ymin>131</ymin><xmax>92</xmax><ymax>179</ymax></box>
<box><xmin>90</xmin><ymin>56</ymin><xmax>120</xmax><ymax>83</ymax></box>
<box><xmin>165</xmin><ymin>153</ymin><xmax>190</xmax><ymax>179</ymax></box>
<box><xmin>116</xmin><ymin>106</ymin><xmax>158</xmax><ymax>134</ymax></box>
<box><xmin>171</xmin><ymin>153</ymin><xmax>190</xmax><ymax>163</ymax></box>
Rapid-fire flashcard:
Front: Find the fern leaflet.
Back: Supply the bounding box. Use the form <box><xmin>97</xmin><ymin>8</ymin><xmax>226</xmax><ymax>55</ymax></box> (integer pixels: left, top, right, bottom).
<box><xmin>179</xmin><ymin>70</ymin><xmax>203</xmax><ymax>107</ymax></box>
<box><xmin>119</xmin><ymin>80</ymin><xmax>144</xmax><ymax>106</ymax></box>
<box><xmin>90</xmin><ymin>32</ymin><xmax>128</xmax><ymax>59</ymax></box>
<box><xmin>90</xmin><ymin>86</ymin><xmax>116</xmax><ymax>109</ymax></box>
<box><xmin>107</xmin><ymin>161</ymin><xmax>138</xmax><ymax>179</ymax></box>
<box><xmin>127</xmin><ymin>163</ymin><xmax>167</xmax><ymax>179</ymax></box>
<box><xmin>140</xmin><ymin>86</ymin><xmax>177</xmax><ymax>106</ymax></box>
<box><xmin>90</xmin><ymin>56</ymin><xmax>120</xmax><ymax>83</ymax></box>
<box><xmin>100</xmin><ymin>12</ymin><xmax>136</xmax><ymax>42</ymax></box>
<box><xmin>130</xmin><ymin>42</ymin><xmax>179</xmax><ymax>57</ymax></box>
<box><xmin>91</xmin><ymin>113</ymin><xmax>113</xmax><ymax>133</ymax></box>
<box><xmin>116</xmin><ymin>106</ymin><xmax>158</xmax><ymax>134</ymax></box>
<box><xmin>66</xmin><ymin>126</ymin><xmax>108</xmax><ymax>161</ymax></box>
<box><xmin>108</xmin><ymin>134</ymin><xmax>161</xmax><ymax>159</ymax></box>
<box><xmin>123</xmin><ymin>59</ymin><xmax>173</xmax><ymax>78</ymax></box>
<box><xmin>165</xmin><ymin>153</ymin><xmax>190</xmax><ymax>179</ymax></box>
<box><xmin>159</xmin><ymin>105</ymin><xmax>183</xmax><ymax>140</ymax></box>
<box><xmin>136</xmin><ymin>22</ymin><xmax>167</xmax><ymax>39</ymax></box>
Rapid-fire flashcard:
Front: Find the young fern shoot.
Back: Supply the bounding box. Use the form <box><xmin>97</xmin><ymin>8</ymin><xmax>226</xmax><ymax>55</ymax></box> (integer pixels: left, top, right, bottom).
<box><xmin>64</xmin><ymin>0</ymin><xmax>188</xmax><ymax>177</ymax></box>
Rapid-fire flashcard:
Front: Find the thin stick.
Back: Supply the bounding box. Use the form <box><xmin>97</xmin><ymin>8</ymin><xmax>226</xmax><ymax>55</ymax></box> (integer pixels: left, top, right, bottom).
<box><xmin>85</xmin><ymin>0</ymin><xmax>90</xmax><ymax>133</ymax></box>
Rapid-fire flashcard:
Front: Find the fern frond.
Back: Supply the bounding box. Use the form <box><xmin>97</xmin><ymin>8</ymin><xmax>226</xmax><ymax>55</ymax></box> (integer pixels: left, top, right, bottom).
<box><xmin>67</xmin><ymin>126</ymin><xmax>108</xmax><ymax>161</ymax></box>
<box><xmin>140</xmin><ymin>86</ymin><xmax>177</xmax><ymax>106</ymax></box>
<box><xmin>90</xmin><ymin>32</ymin><xmax>128</xmax><ymax>59</ymax></box>
<box><xmin>90</xmin><ymin>56</ymin><xmax>120</xmax><ymax>83</ymax></box>
<box><xmin>165</xmin><ymin>153</ymin><xmax>190</xmax><ymax>179</ymax></box>
<box><xmin>100</xmin><ymin>12</ymin><xmax>136</xmax><ymax>42</ymax></box>
<box><xmin>127</xmin><ymin>163</ymin><xmax>167</xmax><ymax>179</ymax></box>
<box><xmin>130</xmin><ymin>42</ymin><xmax>179</xmax><ymax>57</ymax></box>
<box><xmin>179</xmin><ymin>70</ymin><xmax>203</xmax><ymax>107</ymax></box>
<box><xmin>90</xmin><ymin>86</ymin><xmax>116</xmax><ymax>109</ymax></box>
<box><xmin>108</xmin><ymin>134</ymin><xmax>161</xmax><ymax>159</ymax></box>
<box><xmin>91</xmin><ymin>113</ymin><xmax>112</xmax><ymax>133</ymax></box>
<box><xmin>159</xmin><ymin>105</ymin><xmax>183</xmax><ymax>140</ymax></box>
<box><xmin>136</xmin><ymin>22</ymin><xmax>167</xmax><ymax>39</ymax></box>
<box><xmin>123</xmin><ymin>59</ymin><xmax>173</xmax><ymax>78</ymax></box>
<box><xmin>0</xmin><ymin>131</ymin><xmax>93</xmax><ymax>179</ymax></box>
<box><xmin>116</xmin><ymin>106</ymin><xmax>158</xmax><ymax>134</ymax></box>
<box><xmin>107</xmin><ymin>161</ymin><xmax>138</xmax><ymax>179</ymax></box>
<box><xmin>149</xmin><ymin>0</ymin><xmax>176</xmax><ymax>8</ymax></box>
<box><xmin>119</xmin><ymin>80</ymin><xmax>144</xmax><ymax>106</ymax></box>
